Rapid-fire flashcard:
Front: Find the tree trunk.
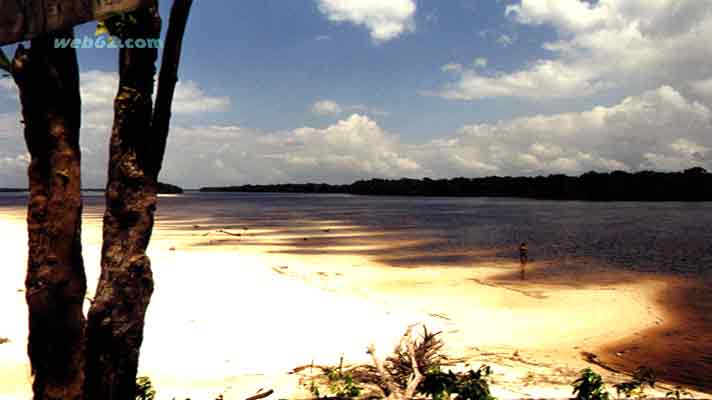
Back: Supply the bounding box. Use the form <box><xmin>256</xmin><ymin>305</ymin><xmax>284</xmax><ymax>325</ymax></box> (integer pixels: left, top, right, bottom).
<box><xmin>8</xmin><ymin>1</ymin><xmax>193</xmax><ymax>398</ymax></box>
<box><xmin>83</xmin><ymin>7</ymin><xmax>163</xmax><ymax>400</ymax></box>
<box><xmin>12</xmin><ymin>30</ymin><xmax>87</xmax><ymax>400</ymax></box>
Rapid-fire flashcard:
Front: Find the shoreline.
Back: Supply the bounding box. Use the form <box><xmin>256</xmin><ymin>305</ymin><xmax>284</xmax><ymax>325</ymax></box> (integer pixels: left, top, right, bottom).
<box><xmin>0</xmin><ymin>209</ymin><xmax>710</xmax><ymax>399</ymax></box>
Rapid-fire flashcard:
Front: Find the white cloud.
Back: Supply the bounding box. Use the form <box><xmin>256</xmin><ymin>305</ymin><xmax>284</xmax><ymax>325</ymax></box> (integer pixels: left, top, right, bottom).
<box><xmin>316</xmin><ymin>0</ymin><xmax>416</xmax><ymax>42</ymax></box>
<box><xmin>497</xmin><ymin>34</ymin><xmax>515</xmax><ymax>47</ymax></box>
<box><xmin>159</xmin><ymin>114</ymin><xmax>422</xmax><ymax>185</ymax></box>
<box><xmin>426</xmin><ymin>85</ymin><xmax>712</xmax><ymax>175</ymax></box>
<box><xmin>0</xmin><ymin>77</ymin><xmax>14</xmax><ymax>92</ymax></box>
<box><xmin>2</xmin><ymin>71</ymin><xmax>712</xmax><ymax>188</ymax></box>
<box><xmin>171</xmin><ymin>81</ymin><xmax>231</xmax><ymax>114</ymax></box>
<box><xmin>312</xmin><ymin>99</ymin><xmax>343</xmax><ymax>115</ymax></box>
<box><xmin>438</xmin><ymin>0</ymin><xmax>712</xmax><ymax>100</ymax></box>
<box><xmin>155</xmin><ymin>85</ymin><xmax>712</xmax><ymax>186</ymax></box>
<box><xmin>442</xmin><ymin>63</ymin><xmax>463</xmax><ymax>73</ymax></box>
<box><xmin>349</xmin><ymin>104</ymin><xmax>389</xmax><ymax>117</ymax></box>
<box><xmin>80</xmin><ymin>70</ymin><xmax>230</xmax><ymax>114</ymax></box>
<box><xmin>439</xmin><ymin>59</ymin><xmax>606</xmax><ymax>100</ymax></box>
<box><xmin>473</xmin><ymin>58</ymin><xmax>488</xmax><ymax>68</ymax></box>
<box><xmin>0</xmin><ymin>114</ymin><xmax>29</xmax><ymax>187</ymax></box>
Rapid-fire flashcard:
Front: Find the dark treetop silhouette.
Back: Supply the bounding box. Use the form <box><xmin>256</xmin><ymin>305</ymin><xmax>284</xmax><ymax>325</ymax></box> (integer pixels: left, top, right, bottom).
<box><xmin>201</xmin><ymin>167</ymin><xmax>712</xmax><ymax>201</ymax></box>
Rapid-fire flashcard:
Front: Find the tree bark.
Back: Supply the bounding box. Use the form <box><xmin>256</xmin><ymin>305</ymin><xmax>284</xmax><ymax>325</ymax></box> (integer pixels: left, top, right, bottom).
<box><xmin>151</xmin><ymin>0</ymin><xmax>193</xmax><ymax>176</ymax></box>
<box><xmin>83</xmin><ymin>7</ymin><xmax>162</xmax><ymax>400</ymax></box>
<box><xmin>12</xmin><ymin>30</ymin><xmax>87</xmax><ymax>400</ymax></box>
<box><xmin>84</xmin><ymin>1</ymin><xmax>193</xmax><ymax>397</ymax></box>
<box><xmin>8</xmin><ymin>1</ymin><xmax>193</xmax><ymax>398</ymax></box>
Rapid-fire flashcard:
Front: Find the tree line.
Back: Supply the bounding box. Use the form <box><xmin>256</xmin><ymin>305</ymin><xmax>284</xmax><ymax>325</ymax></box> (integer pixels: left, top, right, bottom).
<box><xmin>201</xmin><ymin>167</ymin><xmax>712</xmax><ymax>201</ymax></box>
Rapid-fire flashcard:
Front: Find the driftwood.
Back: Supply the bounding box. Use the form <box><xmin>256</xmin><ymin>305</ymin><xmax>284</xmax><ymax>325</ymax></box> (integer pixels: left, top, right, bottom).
<box><xmin>218</xmin><ymin>229</ymin><xmax>243</xmax><ymax>237</ymax></box>
<box><xmin>367</xmin><ymin>327</ymin><xmax>425</xmax><ymax>400</ymax></box>
<box><xmin>244</xmin><ymin>389</ymin><xmax>274</xmax><ymax>400</ymax></box>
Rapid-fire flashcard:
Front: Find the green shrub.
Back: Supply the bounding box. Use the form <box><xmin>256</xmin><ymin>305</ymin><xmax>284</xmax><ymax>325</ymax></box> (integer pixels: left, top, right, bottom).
<box><xmin>572</xmin><ymin>368</ymin><xmax>610</xmax><ymax>400</ymax></box>
<box><xmin>308</xmin><ymin>359</ymin><xmax>362</xmax><ymax>399</ymax></box>
<box><xmin>665</xmin><ymin>386</ymin><xmax>693</xmax><ymax>400</ymax></box>
<box><xmin>420</xmin><ymin>365</ymin><xmax>496</xmax><ymax>400</ymax></box>
<box><xmin>325</xmin><ymin>368</ymin><xmax>362</xmax><ymax>398</ymax></box>
<box><xmin>613</xmin><ymin>367</ymin><xmax>656</xmax><ymax>399</ymax></box>
<box><xmin>135</xmin><ymin>376</ymin><xmax>156</xmax><ymax>400</ymax></box>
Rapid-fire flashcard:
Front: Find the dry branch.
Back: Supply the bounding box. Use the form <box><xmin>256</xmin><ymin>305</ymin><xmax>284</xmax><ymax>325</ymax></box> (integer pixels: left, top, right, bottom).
<box><xmin>244</xmin><ymin>389</ymin><xmax>274</xmax><ymax>400</ymax></box>
<box><xmin>367</xmin><ymin>326</ymin><xmax>428</xmax><ymax>400</ymax></box>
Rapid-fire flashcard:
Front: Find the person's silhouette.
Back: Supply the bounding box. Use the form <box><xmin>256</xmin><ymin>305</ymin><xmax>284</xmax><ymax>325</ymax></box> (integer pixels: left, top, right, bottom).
<box><xmin>519</xmin><ymin>242</ymin><xmax>528</xmax><ymax>280</ymax></box>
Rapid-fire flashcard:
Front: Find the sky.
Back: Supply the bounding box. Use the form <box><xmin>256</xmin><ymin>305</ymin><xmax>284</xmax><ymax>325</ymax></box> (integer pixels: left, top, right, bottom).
<box><xmin>1</xmin><ymin>0</ymin><xmax>712</xmax><ymax>187</ymax></box>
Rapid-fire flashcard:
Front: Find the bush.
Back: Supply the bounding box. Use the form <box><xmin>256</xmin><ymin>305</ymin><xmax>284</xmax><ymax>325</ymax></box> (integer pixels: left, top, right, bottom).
<box><xmin>136</xmin><ymin>377</ymin><xmax>156</xmax><ymax>400</ymax></box>
<box><xmin>572</xmin><ymin>368</ymin><xmax>610</xmax><ymax>400</ymax></box>
<box><xmin>613</xmin><ymin>367</ymin><xmax>656</xmax><ymax>399</ymax></box>
<box><xmin>420</xmin><ymin>365</ymin><xmax>496</xmax><ymax>400</ymax></box>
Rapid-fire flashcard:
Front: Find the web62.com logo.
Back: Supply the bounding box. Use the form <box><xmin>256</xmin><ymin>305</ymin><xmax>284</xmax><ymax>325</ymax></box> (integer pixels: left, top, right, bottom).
<box><xmin>55</xmin><ymin>36</ymin><xmax>163</xmax><ymax>49</ymax></box>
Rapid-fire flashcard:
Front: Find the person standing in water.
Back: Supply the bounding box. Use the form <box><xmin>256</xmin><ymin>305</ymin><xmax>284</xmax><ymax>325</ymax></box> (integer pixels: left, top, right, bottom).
<box><xmin>519</xmin><ymin>242</ymin><xmax>528</xmax><ymax>279</ymax></box>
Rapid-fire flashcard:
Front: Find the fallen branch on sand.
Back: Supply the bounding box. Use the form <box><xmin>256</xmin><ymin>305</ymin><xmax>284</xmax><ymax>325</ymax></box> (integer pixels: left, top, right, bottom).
<box><xmin>581</xmin><ymin>352</ymin><xmax>622</xmax><ymax>374</ymax></box>
<box><xmin>200</xmin><ymin>229</ymin><xmax>244</xmax><ymax>238</ymax></box>
<box><xmin>244</xmin><ymin>388</ymin><xmax>274</xmax><ymax>400</ymax></box>
<box><xmin>367</xmin><ymin>326</ymin><xmax>424</xmax><ymax>400</ymax></box>
<box><xmin>218</xmin><ymin>229</ymin><xmax>242</xmax><ymax>237</ymax></box>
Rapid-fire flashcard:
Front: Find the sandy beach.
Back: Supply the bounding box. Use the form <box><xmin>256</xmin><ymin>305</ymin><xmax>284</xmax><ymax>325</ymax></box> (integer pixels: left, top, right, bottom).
<box><xmin>1</xmin><ymin>199</ymin><xmax>711</xmax><ymax>400</ymax></box>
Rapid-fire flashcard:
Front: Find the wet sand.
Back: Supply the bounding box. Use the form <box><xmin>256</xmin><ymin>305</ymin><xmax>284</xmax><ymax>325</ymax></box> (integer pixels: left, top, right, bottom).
<box><xmin>1</xmin><ymin>195</ymin><xmax>711</xmax><ymax>399</ymax></box>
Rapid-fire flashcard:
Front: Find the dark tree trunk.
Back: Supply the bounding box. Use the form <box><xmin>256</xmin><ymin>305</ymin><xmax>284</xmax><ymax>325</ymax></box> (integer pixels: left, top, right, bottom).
<box><xmin>8</xmin><ymin>1</ymin><xmax>193</xmax><ymax>398</ymax></box>
<box><xmin>83</xmin><ymin>7</ymin><xmax>163</xmax><ymax>400</ymax></box>
<box><xmin>12</xmin><ymin>30</ymin><xmax>87</xmax><ymax>400</ymax></box>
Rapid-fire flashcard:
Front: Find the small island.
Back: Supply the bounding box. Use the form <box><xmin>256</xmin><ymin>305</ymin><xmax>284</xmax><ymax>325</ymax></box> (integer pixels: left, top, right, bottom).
<box><xmin>156</xmin><ymin>182</ymin><xmax>184</xmax><ymax>194</ymax></box>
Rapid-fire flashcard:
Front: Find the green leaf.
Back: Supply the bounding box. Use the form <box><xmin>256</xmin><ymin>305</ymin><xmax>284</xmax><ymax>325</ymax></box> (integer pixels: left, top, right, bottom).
<box><xmin>0</xmin><ymin>48</ymin><xmax>12</xmax><ymax>75</ymax></box>
<box><xmin>96</xmin><ymin>21</ymin><xmax>110</xmax><ymax>36</ymax></box>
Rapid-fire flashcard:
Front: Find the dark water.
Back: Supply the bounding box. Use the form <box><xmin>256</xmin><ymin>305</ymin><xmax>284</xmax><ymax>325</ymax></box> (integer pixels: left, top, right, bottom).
<box><xmin>172</xmin><ymin>193</ymin><xmax>712</xmax><ymax>276</ymax></box>
<box><xmin>3</xmin><ymin>192</ymin><xmax>712</xmax><ymax>275</ymax></box>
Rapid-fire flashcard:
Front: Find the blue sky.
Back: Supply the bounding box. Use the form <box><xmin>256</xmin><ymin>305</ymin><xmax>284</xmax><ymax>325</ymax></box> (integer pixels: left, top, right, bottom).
<box><xmin>72</xmin><ymin>0</ymin><xmax>563</xmax><ymax>138</ymax></box>
<box><xmin>2</xmin><ymin>1</ymin><xmax>712</xmax><ymax>187</ymax></box>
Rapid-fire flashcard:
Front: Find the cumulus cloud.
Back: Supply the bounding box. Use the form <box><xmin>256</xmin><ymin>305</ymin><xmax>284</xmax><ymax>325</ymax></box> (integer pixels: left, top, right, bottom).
<box><xmin>496</xmin><ymin>34</ymin><xmax>515</xmax><ymax>47</ymax></box>
<box><xmin>160</xmin><ymin>114</ymin><xmax>421</xmax><ymax>186</ymax></box>
<box><xmin>421</xmin><ymin>85</ymin><xmax>712</xmax><ymax>176</ymax></box>
<box><xmin>2</xmin><ymin>75</ymin><xmax>711</xmax><ymax>188</ymax></box>
<box><xmin>0</xmin><ymin>114</ymin><xmax>29</xmax><ymax>187</ymax></box>
<box><xmin>316</xmin><ymin>0</ymin><xmax>416</xmax><ymax>42</ymax></box>
<box><xmin>312</xmin><ymin>99</ymin><xmax>343</xmax><ymax>115</ymax></box>
<box><xmin>439</xmin><ymin>59</ymin><xmax>606</xmax><ymax>100</ymax></box>
<box><xmin>155</xmin><ymin>85</ymin><xmax>712</xmax><ymax>186</ymax></box>
<box><xmin>172</xmin><ymin>81</ymin><xmax>231</xmax><ymax>114</ymax></box>
<box><xmin>473</xmin><ymin>57</ymin><xmax>488</xmax><ymax>68</ymax></box>
<box><xmin>80</xmin><ymin>70</ymin><xmax>230</xmax><ymax>115</ymax></box>
<box><xmin>0</xmin><ymin>77</ymin><xmax>14</xmax><ymax>92</ymax></box>
<box><xmin>438</xmin><ymin>0</ymin><xmax>712</xmax><ymax>100</ymax></box>
<box><xmin>0</xmin><ymin>71</ymin><xmax>231</xmax><ymax>187</ymax></box>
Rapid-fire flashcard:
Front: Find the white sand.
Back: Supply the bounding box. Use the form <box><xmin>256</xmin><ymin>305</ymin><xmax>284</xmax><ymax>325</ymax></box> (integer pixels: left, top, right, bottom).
<box><xmin>0</xmin><ymin>209</ymin><xmax>709</xmax><ymax>400</ymax></box>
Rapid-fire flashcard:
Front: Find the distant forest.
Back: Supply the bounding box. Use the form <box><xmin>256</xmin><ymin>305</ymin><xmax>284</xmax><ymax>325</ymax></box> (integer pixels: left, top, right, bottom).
<box><xmin>0</xmin><ymin>182</ymin><xmax>184</xmax><ymax>195</ymax></box>
<box><xmin>201</xmin><ymin>167</ymin><xmax>712</xmax><ymax>201</ymax></box>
